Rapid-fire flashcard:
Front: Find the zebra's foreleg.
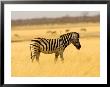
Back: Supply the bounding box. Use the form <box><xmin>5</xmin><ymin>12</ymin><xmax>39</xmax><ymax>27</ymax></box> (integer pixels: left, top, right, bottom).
<box><xmin>60</xmin><ymin>52</ymin><xmax>64</xmax><ymax>63</ymax></box>
<box><xmin>54</xmin><ymin>52</ymin><xmax>59</xmax><ymax>63</ymax></box>
<box><xmin>59</xmin><ymin>46</ymin><xmax>64</xmax><ymax>63</ymax></box>
<box><xmin>31</xmin><ymin>55</ymin><xmax>36</xmax><ymax>62</ymax></box>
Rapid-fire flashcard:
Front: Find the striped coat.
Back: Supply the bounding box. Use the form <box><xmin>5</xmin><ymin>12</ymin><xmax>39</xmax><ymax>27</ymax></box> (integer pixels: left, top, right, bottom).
<box><xmin>30</xmin><ymin>32</ymin><xmax>81</xmax><ymax>63</ymax></box>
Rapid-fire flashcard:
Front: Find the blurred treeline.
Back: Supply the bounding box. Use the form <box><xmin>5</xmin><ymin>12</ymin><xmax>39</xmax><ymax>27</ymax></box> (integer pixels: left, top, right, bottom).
<box><xmin>11</xmin><ymin>15</ymin><xmax>100</xmax><ymax>26</ymax></box>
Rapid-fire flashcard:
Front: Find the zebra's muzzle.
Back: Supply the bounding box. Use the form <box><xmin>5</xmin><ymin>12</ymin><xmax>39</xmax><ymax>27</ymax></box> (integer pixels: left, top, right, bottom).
<box><xmin>77</xmin><ymin>45</ymin><xmax>81</xmax><ymax>50</ymax></box>
<box><xmin>75</xmin><ymin>44</ymin><xmax>81</xmax><ymax>50</ymax></box>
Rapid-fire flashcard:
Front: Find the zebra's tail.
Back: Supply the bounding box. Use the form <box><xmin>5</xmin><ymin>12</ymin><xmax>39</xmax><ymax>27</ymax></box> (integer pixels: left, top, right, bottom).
<box><xmin>30</xmin><ymin>44</ymin><xmax>33</xmax><ymax>59</ymax></box>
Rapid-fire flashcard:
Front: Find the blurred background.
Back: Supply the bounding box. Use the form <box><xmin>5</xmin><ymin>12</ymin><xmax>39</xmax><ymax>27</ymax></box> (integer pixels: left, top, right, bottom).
<box><xmin>11</xmin><ymin>11</ymin><xmax>100</xmax><ymax>42</ymax></box>
<box><xmin>11</xmin><ymin>11</ymin><xmax>100</xmax><ymax>77</ymax></box>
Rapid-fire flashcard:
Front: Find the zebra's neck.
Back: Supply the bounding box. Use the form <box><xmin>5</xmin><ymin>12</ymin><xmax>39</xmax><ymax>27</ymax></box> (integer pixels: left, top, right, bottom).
<box><xmin>60</xmin><ymin>33</ymin><xmax>72</xmax><ymax>49</ymax></box>
<box><xmin>62</xmin><ymin>40</ymin><xmax>71</xmax><ymax>49</ymax></box>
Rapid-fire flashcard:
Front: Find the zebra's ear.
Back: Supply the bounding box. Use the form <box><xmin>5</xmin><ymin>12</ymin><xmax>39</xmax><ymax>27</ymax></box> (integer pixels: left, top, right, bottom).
<box><xmin>77</xmin><ymin>33</ymin><xmax>80</xmax><ymax>38</ymax></box>
<box><xmin>75</xmin><ymin>32</ymin><xmax>80</xmax><ymax>38</ymax></box>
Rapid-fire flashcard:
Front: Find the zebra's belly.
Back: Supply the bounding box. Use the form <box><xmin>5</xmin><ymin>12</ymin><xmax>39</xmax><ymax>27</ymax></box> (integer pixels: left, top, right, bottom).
<box><xmin>41</xmin><ymin>50</ymin><xmax>56</xmax><ymax>54</ymax></box>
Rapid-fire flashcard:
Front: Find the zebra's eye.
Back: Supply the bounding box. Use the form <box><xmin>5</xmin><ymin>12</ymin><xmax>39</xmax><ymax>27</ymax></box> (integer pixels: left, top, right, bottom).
<box><xmin>76</xmin><ymin>39</ymin><xmax>79</xmax><ymax>42</ymax></box>
<box><xmin>73</xmin><ymin>39</ymin><xmax>79</xmax><ymax>43</ymax></box>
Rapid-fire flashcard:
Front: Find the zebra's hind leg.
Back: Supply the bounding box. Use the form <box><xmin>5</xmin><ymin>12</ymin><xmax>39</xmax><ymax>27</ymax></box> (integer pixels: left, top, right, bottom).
<box><xmin>54</xmin><ymin>52</ymin><xmax>59</xmax><ymax>63</ymax></box>
<box><xmin>30</xmin><ymin>44</ymin><xmax>36</xmax><ymax>62</ymax></box>
<box><xmin>35</xmin><ymin>51</ymin><xmax>40</xmax><ymax>63</ymax></box>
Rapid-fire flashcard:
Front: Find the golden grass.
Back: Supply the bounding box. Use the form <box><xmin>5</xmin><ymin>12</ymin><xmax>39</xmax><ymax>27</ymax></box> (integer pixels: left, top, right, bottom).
<box><xmin>11</xmin><ymin>23</ymin><xmax>100</xmax><ymax>77</ymax></box>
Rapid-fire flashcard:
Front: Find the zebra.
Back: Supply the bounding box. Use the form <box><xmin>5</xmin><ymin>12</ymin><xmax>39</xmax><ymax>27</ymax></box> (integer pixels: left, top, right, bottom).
<box><xmin>30</xmin><ymin>32</ymin><xmax>81</xmax><ymax>63</ymax></box>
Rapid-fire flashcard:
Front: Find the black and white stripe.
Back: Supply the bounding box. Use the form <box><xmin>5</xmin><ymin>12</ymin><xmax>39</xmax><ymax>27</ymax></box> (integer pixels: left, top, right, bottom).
<box><xmin>30</xmin><ymin>32</ymin><xmax>81</xmax><ymax>63</ymax></box>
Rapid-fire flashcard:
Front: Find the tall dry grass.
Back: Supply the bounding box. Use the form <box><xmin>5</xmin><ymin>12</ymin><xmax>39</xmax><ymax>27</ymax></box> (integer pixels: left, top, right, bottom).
<box><xmin>11</xmin><ymin>23</ymin><xmax>100</xmax><ymax>77</ymax></box>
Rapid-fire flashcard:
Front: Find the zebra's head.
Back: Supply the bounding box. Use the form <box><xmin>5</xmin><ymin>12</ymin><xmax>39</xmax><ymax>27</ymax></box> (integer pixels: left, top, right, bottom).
<box><xmin>70</xmin><ymin>32</ymin><xmax>81</xmax><ymax>50</ymax></box>
<box><xmin>60</xmin><ymin>32</ymin><xmax>81</xmax><ymax>50</ymax></box>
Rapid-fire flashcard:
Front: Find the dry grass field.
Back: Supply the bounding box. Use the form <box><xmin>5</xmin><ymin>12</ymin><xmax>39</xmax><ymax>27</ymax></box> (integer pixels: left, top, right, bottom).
<box><xmin>11</xmin><ymin>23</ymin><xmax>100</xmax><ymax>77</ymax></box>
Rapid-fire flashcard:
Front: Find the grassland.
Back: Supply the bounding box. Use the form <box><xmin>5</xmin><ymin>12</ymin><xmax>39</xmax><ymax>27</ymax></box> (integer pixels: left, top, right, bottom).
<box><xmin>11</xmin><ymin>23</ymin><xmax>100</xmax><ymax>77</ymax></box>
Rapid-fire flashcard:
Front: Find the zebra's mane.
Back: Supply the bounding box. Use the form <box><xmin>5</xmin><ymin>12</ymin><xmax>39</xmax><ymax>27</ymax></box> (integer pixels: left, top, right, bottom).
<box><xmin>60</xmin><ymin>32</ymin><xmax>72</xmax><ymax>38</ymax></box>
<box><xmin>60</xmin><ymin>32</ymin><xmax>79</xmax><ymax>38</ymax></box>
<box><xmin>34</xmin><ymin>37</ymin><xmax>60</xmax><ymax>40</ymax></box>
